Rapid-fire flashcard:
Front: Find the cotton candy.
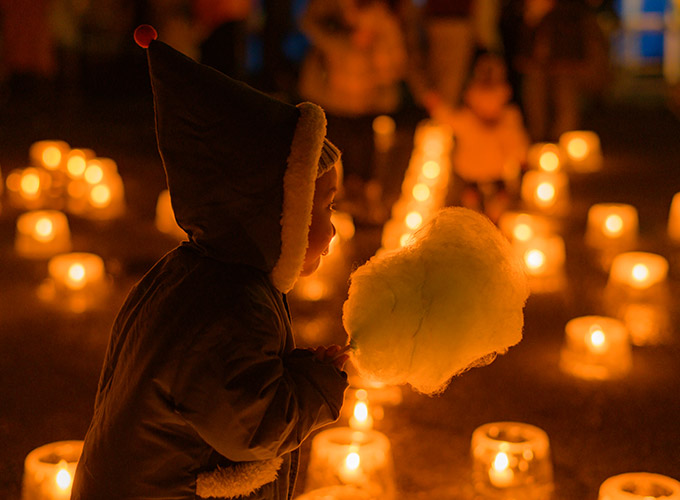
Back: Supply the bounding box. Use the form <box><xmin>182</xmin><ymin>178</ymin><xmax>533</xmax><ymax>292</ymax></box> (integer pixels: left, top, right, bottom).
<box><xmin>342</xmin><ymin>207</ymin><xmax>529</xmax><ymax>395</ymax></box>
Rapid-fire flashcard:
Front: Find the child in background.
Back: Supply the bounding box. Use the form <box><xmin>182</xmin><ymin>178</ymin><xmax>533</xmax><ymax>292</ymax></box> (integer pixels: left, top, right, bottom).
<box><xmin>71</xmin><ymin>25</ymin><xmax>349</xmax><ymax>500</ymax></box>
<box><xmin>437</xmin><ymin>53</ymin><xmax>529</xmax><ymax>223</ymax></box>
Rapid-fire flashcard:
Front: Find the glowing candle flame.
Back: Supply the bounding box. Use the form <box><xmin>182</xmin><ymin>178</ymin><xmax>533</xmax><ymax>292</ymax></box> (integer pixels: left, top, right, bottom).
<box><xmin>513</xmin><ymin>223</ymin><xmax>533</xmax><ymax>242</ymax></box>
<box><xmin>524</xmin><ymin>249</ymin><xmax>545</xmax><ymax>272</ymax></box>
<box><xmin>567</xmin><ymin>137</ymin><xmax>589</xmax><ymax>160</ymax></box>
<box><xmin>412</xmin><ymin>183</ymin><xmax>430</xmax><ymax>202</ymax></box>
<box><xmin>34</xmin><ymin>217</ymin><xmax>55</xmax><ymax>242</ymax></box>
<box><xmin>632</xmin><ymin>264</ymin><xmax>649</xmax><ymax>283</ymax></box>
<box><xmin>90</xmin><ymin>184</ymin><xmax>112</xmax><ymax>207</ymax></box>
<box><xmin>84</xmin><ymin>164</ymin><xmax>104</xmax><ymax>185</ymax></box>
<box><xmin>535</xmin><ymin>182</ymin><xmax>556</xmax><ymax>205</ymax></box>
<box><xmin>588</xmin><ymin>325</ymin><xmax>607</xmax><ymax>353</ymax></box>
<box><xmin>345</xmin><ymin>452</ymin><xmax>361</xmax><ymax>471</ymax></box>
<box><xmin>604</xmin><ymin>214</ymin><xmax>623</xmax><ymax>236</ymax></box>
<box><xmin>67</xmin><ymin>263</ymin><xmax>87</xmax><ymax>290</ymax></box>
<box><xmin>539</xmin><ymin>151</ymin><xmax>560</xmax><ymax>172</ymax></box>
<box><xmin>55</xmin><ymin>462</ymin><xmax>72</xmax><ymax>490</ymax></box>
<box><xmin>67</xmin><ymin>154</ymin><xmax>87</xmax><ymax>178</ymax></box>
<box><xmin>405</xmin><ymin>211</ymin><xmax>423</xmax><ymax>230</ymax></box>
<box><xmin>493</xmin><ymin>452</ymin><xmax>509</xmax><ymax>472</ymax></box>
<box><xmin>422</xmin><ymin>161</ymin><xmax>440</xmax><ymax>179</ymax></box>
<box><xmin>21</xmin><ymin>170</ymin><xmax>41</xmax><ymax>197</ymax></box>
<box><xmin>42</xmin><ymin>146</ymin><xmax>62</xmax><ymax>169</ymax></box>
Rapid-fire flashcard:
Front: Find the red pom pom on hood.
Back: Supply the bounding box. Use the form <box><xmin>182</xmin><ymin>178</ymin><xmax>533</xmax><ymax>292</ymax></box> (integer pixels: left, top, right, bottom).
<box><xmin>134</xmin><ymin>25</ymin><xmax>157</xmax><ymax>48</ymax></box>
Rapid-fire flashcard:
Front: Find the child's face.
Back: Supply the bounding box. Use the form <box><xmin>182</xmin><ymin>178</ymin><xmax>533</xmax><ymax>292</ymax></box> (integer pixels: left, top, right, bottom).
<box><xmin>301</xmin><ymin>166</ymin><xmax>338</xmax><ymax>276</ymax></box>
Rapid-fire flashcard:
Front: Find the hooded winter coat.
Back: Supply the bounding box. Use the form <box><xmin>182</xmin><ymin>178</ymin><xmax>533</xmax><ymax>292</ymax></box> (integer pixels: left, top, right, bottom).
<box><xmin>71</xmin><ymin>33</ymin><xmax>348</xmax><ymax>500</ymax></box>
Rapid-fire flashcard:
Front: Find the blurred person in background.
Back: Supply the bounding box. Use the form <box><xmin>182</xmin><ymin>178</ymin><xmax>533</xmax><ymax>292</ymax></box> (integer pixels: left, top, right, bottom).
<box><xmin>298</xmin><ymin>0</ymin><xmax>408</xmax><ymax>222</ymax></box>
<box><xmin>514</xmin><ymin>0</ymin><xmax>609</xmax><ymax>141</ymax></box>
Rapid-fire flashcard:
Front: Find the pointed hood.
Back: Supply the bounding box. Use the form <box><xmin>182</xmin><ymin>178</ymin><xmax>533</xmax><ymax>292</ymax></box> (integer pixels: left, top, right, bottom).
<box><xmin>136</xmin><ymin>25</ymin><xmax>339</xmax><ymax>293</ymax></box>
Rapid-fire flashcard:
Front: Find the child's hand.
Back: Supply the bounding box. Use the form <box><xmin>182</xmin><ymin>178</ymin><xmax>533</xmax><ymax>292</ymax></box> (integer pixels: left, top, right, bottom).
<box><xmin>312</xmin><ymin>344</ymin><xmax>350</xmax><ymax>371</ymax></box>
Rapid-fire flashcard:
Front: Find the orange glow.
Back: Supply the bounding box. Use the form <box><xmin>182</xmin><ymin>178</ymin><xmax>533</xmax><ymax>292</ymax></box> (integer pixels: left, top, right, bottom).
<box><xmin>603</xmin><ymin>214</ymin><xmax>624</xmax><ymax>236</ymax></box>
<box><xmin>84</xmin><ymin>163</ymin><xmax>104</xmax><ymax>184</ymax></box>
<box><xmin>344</xmin><ymin>452</ymin><xmax>360</xmax><ymax>471</ymax></box>
<box><xmin>34</xmin><ymin>217</ymin><xmax>55</xmax><ymax>242</ymax></box>
<box><xmin>42</xmin><ymin>146</ymin><xmax>62</xmax><ymax>169</ymax></box>
<box><xmin>567</xmin><ymin>137</ymin><xmax>589</xmax><ymax>160</ymax></box>
<box><xmin>66</xmin><ymin>263</ymin><xmax>87</xmax><ymax>290</ymax></box>
<box><xmin>405</xmin><ymin>211</ymin><xmax>423</xmax><ymax>230</ymax></box>
<box><xmin>493</xmin><ymin>452</ymin><xmax>509</xmax><ymax>472</ymax></box>
<box><xmin>421</xmin><ymin>161</ymin><xmax>440</xmax><ymax>179</ymax></box>
<box><xmin>89</xmin><ymin>184</ymin><xmax>112</xmax><ymax>207</ymax></box>
<box><xmin>412</xmin><ymin>183</ymin><xmax>430</xmax><ymax>202</ymax></box>
<box><xmin>631</xmin><ymin>264</ymin><xmax>649</xmax><ymax>283</ymax></box>
<box><xmin>588</xmin><ymin>325</ymin><xmax>607</xmax><ymax>353</ymax></box>
<box><xmin>513</xmin><ymin>223</ymin><xmax>533</xmax><ymax>242</ymax></box>
<box><xmin>20</xmin><ymin>169</ymin><xmax>41</xmax><ymax>198</ymax></box>
<box><xmin>372</xmin><ymin>115</ymin><xmax>396</xmax><ymax>135</ymax></box>
<box><xmin>399</xmin><ymin>233</ymin><xmax>411</xmax><ymax>247</ymax></box>
<box><xmin>535</xmin><ymin>182</ymin><xmax>556</xmax><ymax>205</ymax></box>
<box><xmin>524</xmin><ymin>249</ymin><xmax>545</xmax><ymax>272</ymax></box>
<box><xmin>67</xmin><ymin>152</ymin><xmax>87</xmax><ymax>178</ymax></box>
<box><xmin>539</xmin><ymin>151</ymin><xmax>560</xmax><ymax>172</ymax></box>
<box><xmin>56</xmin><ymin>463</ymin><xmax>72</xmax><ymax>490</ymax></box>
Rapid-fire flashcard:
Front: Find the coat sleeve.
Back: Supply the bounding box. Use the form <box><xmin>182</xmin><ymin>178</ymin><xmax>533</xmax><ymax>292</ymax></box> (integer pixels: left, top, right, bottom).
<box><xmin>161</xmin><ymin>298</ymin><xmax>348</xmax><ymax>462</ymax></box>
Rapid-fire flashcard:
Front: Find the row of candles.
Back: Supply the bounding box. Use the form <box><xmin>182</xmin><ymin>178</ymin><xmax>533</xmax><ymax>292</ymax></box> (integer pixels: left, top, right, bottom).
<box><xmin>24</xmin><ymin>395</ymin><xmax>680</xmax><ymax>500</ymax></box>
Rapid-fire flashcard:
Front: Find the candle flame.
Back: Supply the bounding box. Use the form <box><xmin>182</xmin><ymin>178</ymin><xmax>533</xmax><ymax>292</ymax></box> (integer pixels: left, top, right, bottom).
<box><xmin>56</xmin><ymin>463</ymin><xmax>72</xmax><ymax>490</ymax></box>
<box><xmin>67</xmin><ymin>154</ymin><xmax>87</xmax><ymax>178</ymax></box>
<box><xmin>67</xmin><ymin>263</ymin><xmax>87</xmax><ymax>289</ymax></box>
<box><xmin>345</xmin><ymin>452</ymin><xmax>361</xmax><ymax>471</ymax></box>
<box><xmin>535</xmin><ymin>182</ymin><xmax>556</xmax><ymax>205</ymax></box>
<box><xmin>34</xmin><ymin>217</ymin><xmax>55</xmax><ymax>242</ymax></box>
<box><xmin>567</xmin><ymin>137</ymin><xmax>589</xmax><ymax>160</ymax></box>
<box><xmin>513</xmin><ymin>223</ymin><xmax>533</xmax><ymax>242</ymax></box>
<box><xmin>42</xmin><ymin>146</ymin><xmax>62</xmax><ymax>169</ymax></box>
<box><xmin>524</xmin><ymin>249</ymin><xmax>545</xmax><ymax>271</ymax></box>
<box><xmin>405</xmin><ymin>211</ymin><xmax>423</xmax><ymax>230</ymax></box>
<box><xmin>353</xmin><ymin>401</ymin><xmax>369</xmax><ymax>423</ymax></box>
<box><xmin>21</xmin><ymin>170</ymin><xmax>41</xmax><ymax>197</ymax></box>
<box><xmin>412</xmin><ymin>183</ymin><xmax>430</xmax><ymax>202</ymax></box>
<box><xmin>90</xmin><ymin>184</ymin><xmax>112</xmax><ymax>207</ymax></box>
<box><xmin>493</xmin><ymin>452</ymin><xmax>510</xmax><ymax>472</ymax></box>
<box><xmin>604</xmin><ymin>214</ymin><xmax>623</xmax><ymax>236</ymax></box>
<box><xmin>421</xmin><ymin>161</ymin><xmax>440</xmax><ymax>179</ymax></box>
<box><xmin>588</xmin><ymin>325</ymin><xmax>607</xmax><ymax>352</ymax></box>
<box><xmin>632</xmin><ymin>263</ymin><xmax>649</xmax><ymax>282</ymax></box>
<box><xmin>539</xmin><ymin>151</ymin><xmax>560</xmax><ymax>172</ymax></box>
<box><xmin>84</xmin><ymin>164</ymin><xmax>104</xmax><ymax>185</ymax></box>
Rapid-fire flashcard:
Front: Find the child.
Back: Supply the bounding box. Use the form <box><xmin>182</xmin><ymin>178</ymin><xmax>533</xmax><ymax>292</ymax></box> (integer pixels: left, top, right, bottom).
<box><xmin>71</xmin><ymin>25</ymin><xmax>349</xmax><ymax>500</ymax></box>
<box><xmin>437</xmin><ymin>53</ymin><xmax>529</xmax><ymax>223</ymax></box>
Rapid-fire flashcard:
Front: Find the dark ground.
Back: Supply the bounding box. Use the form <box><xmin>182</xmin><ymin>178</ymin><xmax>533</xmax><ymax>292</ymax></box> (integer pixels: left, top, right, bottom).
<box><xmin>1</xmin><ymin>68</ymin><xmax>679</xmax><ymax>500</ymax></box>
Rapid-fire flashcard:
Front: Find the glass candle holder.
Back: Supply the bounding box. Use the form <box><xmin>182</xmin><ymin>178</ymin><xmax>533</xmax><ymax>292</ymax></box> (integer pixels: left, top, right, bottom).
<box><xmin>498</xmin><ymin>212</ymin><xmax>553</xmax><ymax>243</ymax></box>
<box><xmin>29</xmin><ymin>140</ymin><xmax>70</xmax><ymax>171</ymax></box>
<box><xmin>39</xmin><ymin>252</ymin><xmax>109</xmax><ymax>313</ymax></box>
<box><xmin>527</xmin><ymin>143</ymin><xmax>564</xmax><ymax>172</ymax></box>
<box><xmin>471</xmin><ymin>422</ymin><xmax>553</xmax><ymax>500</ymax></box>
<box><xmin>598</xmin><ymin>472</ymin><xmax>680</xmax><ymax>500</ymax></box>
<box><xmin>520</xmin><ymin>171</ymin><xmax>570</xmax><ymax>215</ymax></box>
<box><xmin>608</xmin><ymin>252</ymin><xmax>669</xmax><ymax>290</ymax></box>
<box><xmin>668</xmin><ymin>192</ymin><xmax>680</xmax><ymax>243</ymax></box>
<box><xmin>22</xmin><ymin>440</ymin><xmax>83</xmax><ymax>500</ymax></box>
<box><xmin>15</xmin><ymin>210</ymin><xmax>72</xmax><ymax>259</ymax></box>
<box><xmin>586</xmin><ymin>203</ymin><xmax>639</xmax><ymax>250</ymax></box>
<box><xmin>305</xmin><ymin>427</ymin><xmax>395</xmax><ymax>500</ymax></box>
<box><xmin>559</xmin><ymin>316</ymin><xmax>632</xmax><ymax>380</ymax></box>
<box><xmin>559</xmin><ymin>130</ymin><xmax>603</xmax><ymax>172</ymax></box>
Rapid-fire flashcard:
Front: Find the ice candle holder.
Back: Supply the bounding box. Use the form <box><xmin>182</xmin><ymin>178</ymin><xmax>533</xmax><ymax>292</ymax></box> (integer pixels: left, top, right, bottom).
<box><xmin>527</xmin><ymin>143</ymin><xmax>564</xmax><ymax>172</ymax></box>
<box><xmin>15</xmin><ymin>210</ymin><xmax>72</xmax><ymax>259</ymax></box>
<box><xmin>21</xmin><ymin>440</ymin><xmax>83</xmax><ymax>500</ymax></box>
<box><xmin>559</xmin><ymin>130</ymin><xmax>603</xmax><ymax>172</ymax></box>
<box><xmin>586</xmin><ymin>203</ymin><xmax>639</xmax><ymax>250</ymax></box>
<box><xmin>598</xmin><ymin>472</ymin><xmax>680</xmax><ymax>500</ymax></box>
<box><xmin>559</xmin><ymin>316</ymin><xmax>631</xmax><ymax>380</ymax></box>
<box><xmin>471</xmin><ymin>422</ymin><xmax>553</xmax><ymax>500</ymax></box>
<box><xmin>520</xmin><ymin>171</ymin><xmax>569</xmax><ymax>216</ymax></box>
<box><xmin>608</xmin><ymin>252</ymin><xmax>669</xmax><ymax>291</ymax></box>
<box><xmin>305</xmin><ymin>427</ymin><xmax>395</xmax><ymax>500</ymax></box>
